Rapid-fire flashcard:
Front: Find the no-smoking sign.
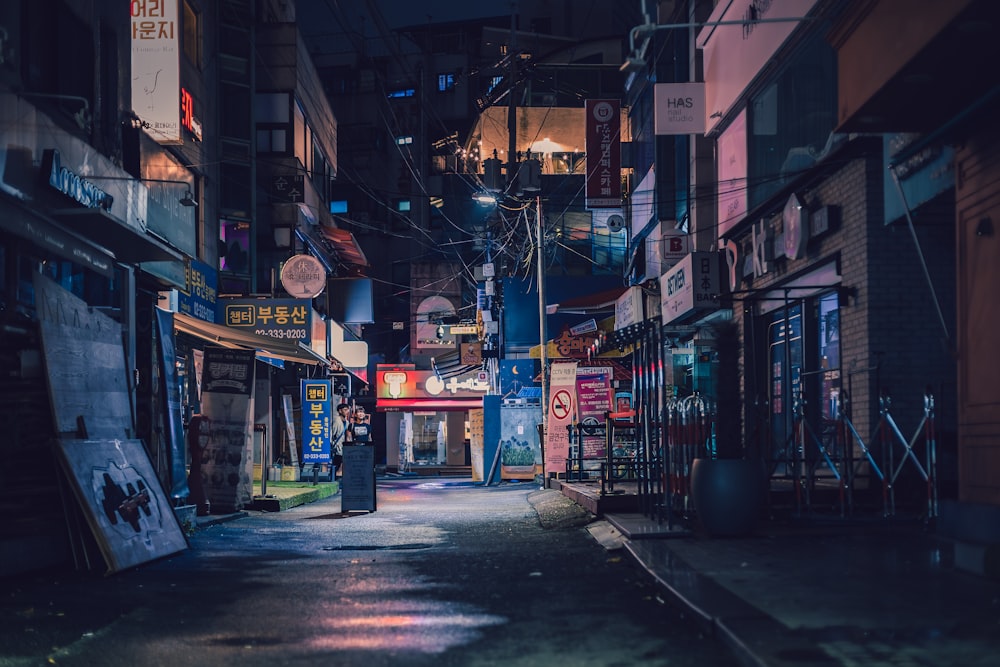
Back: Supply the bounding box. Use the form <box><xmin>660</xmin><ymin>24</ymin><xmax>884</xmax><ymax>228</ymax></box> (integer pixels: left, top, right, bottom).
<box><xmin>551</xmin><ymin>389</ymin><xmax>573</xmax><ymax>420</ymax></box>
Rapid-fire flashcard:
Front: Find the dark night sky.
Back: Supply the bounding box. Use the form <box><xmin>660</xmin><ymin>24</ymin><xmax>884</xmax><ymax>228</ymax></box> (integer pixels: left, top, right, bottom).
<box><xmin>296</xmin><ymin>0</ymin><xmax>511</xmax><ymax>46</ymax></box>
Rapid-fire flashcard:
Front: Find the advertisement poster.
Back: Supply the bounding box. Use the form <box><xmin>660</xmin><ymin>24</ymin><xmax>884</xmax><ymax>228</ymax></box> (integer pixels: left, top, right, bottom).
<box><xmin>544</xmin><ymin>362</ymin><xmax>578</xmax><ymax>475</ymax></box>
<box><xmin>576</xmin><ymin>372</ymin><xmax>613</xmax><ymax>459</ymax></box>
<box><xmin>199</xmin><ymin>347</ymin><xmax>256</xmax><ymax>513</ymax></box>
<box><xmin>301</xmin><ymin>379</ymin><xmax>332</xmax><ymax>464</ymax></box>
<box><xmin>469</xmin><ymin>408</ymin><xmax>484</xmax><ymax>481</ymax></box>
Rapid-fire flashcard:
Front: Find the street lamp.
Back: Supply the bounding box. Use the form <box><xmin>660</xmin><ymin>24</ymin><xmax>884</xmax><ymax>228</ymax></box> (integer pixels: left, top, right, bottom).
<box><xmin>86</xmin><ymin>176</ymin><xmax>198</xmax><ymax>207</ymax></box>
<box><xmin>178</xmin><ymin>189</ymin><xmax>198</xmax><ymax>207</ymax></box>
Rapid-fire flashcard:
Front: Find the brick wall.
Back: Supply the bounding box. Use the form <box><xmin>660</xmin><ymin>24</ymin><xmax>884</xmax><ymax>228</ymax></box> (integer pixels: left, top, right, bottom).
<box><xmin>729</xmin><ymin>144</ymin><xmax>956</xmax><ymax>500</ymax></box>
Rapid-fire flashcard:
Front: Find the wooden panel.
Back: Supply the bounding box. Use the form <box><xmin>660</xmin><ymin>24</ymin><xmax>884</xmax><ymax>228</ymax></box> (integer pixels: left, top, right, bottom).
<box><xmin>54</xmin><ymin>438</ymin><xmax>187</xmax><ymax>574</ymax></box>
<box><xmin>33</xmin><ymin>273</ymin><xmax>133</xmax><ymax>439</ymax></box>
<box><xmin>955</xmin><ymin>131</ymin><xmax>1000</xmax><ymax>503</ymax></box>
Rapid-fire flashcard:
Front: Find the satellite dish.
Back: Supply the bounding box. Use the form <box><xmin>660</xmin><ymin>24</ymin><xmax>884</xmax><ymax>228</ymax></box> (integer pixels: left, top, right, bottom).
<box><xmin>607</xmin><ymin>214</ymin><xmax>625</xmax><ymax>233</ymax></box>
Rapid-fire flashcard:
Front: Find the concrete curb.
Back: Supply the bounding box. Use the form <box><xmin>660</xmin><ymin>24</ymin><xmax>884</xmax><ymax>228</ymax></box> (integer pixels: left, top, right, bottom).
<box><xmin>527</xmin><ymin>488</ymin><xmax>596</xmax><ymax>529</ymax></box>
<box><xmin>250</xmin><ymin>483</ymin><xmax>339</xmax><ymax>511</ymax></box>
<box><xmin>193</xmin><ymin>511</ymin><xmax>249</xmax><ymax>529</ymax></box>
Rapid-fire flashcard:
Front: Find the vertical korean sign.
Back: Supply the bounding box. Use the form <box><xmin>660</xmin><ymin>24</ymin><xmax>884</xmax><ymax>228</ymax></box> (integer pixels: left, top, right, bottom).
<box><xmin>585</xmin><ymin>100</ymin><xmax>621</xmax><ymax>208</ymax></box>
<box><xmin>200</xmin><ymin>347</ymin><xmax>256</xmax><ymax>513</ymax></box>
<box><xmin>301</xmin><ymin>380</ymin><xmax>332</xmax><ymax>465</ymax></box>
<box><xmin>544</xmin><ymin>362</ymin><xmax>578</xmax><ymax>476</ymax></box>
<box><xmin>131</xmin><ymin>0</ymin><xmax>181</xmax><ymax>143</ymax></box>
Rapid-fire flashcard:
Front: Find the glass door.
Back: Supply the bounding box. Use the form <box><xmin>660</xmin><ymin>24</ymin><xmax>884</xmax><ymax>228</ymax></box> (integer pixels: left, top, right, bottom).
<box><xmin>767</xmin><ymin>304</ymin><xmax>803</xmax><ymax>475</ymax></box>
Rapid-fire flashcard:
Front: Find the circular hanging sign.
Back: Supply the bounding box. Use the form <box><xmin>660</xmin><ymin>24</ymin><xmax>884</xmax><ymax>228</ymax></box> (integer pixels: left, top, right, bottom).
<box><xmin>280</xmin><ymin>254</ymin><xmax>327</xmax><ymax>298</ymax></box>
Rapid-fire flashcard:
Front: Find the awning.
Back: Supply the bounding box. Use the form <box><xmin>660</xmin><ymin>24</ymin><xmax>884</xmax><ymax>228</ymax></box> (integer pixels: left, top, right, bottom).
<box><xmin>294</xmin><ymin>227</ymin><xmax>335</xmax><ymax>274</ymax></box>
<box><xmin>430</xmin><ymin>349</ymin><xmax>478</xmax><ymax>380</ymax></box>
<box><xmin>546</xmin><ymin>287</ymin><xmax>627</xmax><ymax>315</ymax></box>
<box><xmin>318</xmin><ymin>224</ymin><xmax>368</xmax><ymax>268</ymax></box>
<box><xmin>50</xmin><ymin>208</ymin><xmax>184</xmax><ymax>263</ymax></box>
<box><xmin>376</xmin><ymin>398</ymin><xmax>484</xmax><ymax>412</ymax></box>
<box><xmin>172</xmin><ymin>310</ymin><xmax>331</xmax><ymax>367</ymax></box>
<box><xmin>752</xmin><ymin>261</ymin><xmax>841</xmax><ymax>315</ymax></box>
<box><xmin>0</xmin><ymin>197</ymin><xmax>114</xmax><ymax>277</ymax></box>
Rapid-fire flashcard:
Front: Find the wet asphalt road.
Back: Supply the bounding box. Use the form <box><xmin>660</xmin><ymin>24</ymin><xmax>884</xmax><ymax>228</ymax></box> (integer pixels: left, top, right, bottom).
<box><xmin>1</xmin><ymin>478</ymin><xmax>738</xmax><ymax>666</ymax></box>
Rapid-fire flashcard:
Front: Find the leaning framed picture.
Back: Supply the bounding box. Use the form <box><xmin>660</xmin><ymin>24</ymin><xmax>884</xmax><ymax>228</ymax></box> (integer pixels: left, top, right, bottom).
<box><xmin>54</xmin><ymin>438</ymin><xmax>188</xmax><ymax>574</ymax></box>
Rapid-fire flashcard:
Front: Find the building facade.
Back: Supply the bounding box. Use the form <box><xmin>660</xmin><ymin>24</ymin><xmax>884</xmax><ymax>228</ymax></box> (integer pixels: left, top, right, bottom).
<box><xmin>831</xmin><ymin>0</ymin><xmax>1000</xmax><ymax>572</ymax></box>
<box><xmin>0</xmin><ymin>0</ymin><xmax>359</xmax><ymax>577</ymax></box>
<box><xmin>615</xmin><ymin>0</ymin><xmax>967</xmax><ymax>527</ymax></box>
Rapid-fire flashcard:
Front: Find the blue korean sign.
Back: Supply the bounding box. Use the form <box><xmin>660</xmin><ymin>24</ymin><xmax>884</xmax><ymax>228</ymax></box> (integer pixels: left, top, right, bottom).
<box><xmin>301</xmin><ymin>379</ymin><xmax>331</xmax><ymax>463</ymax></box>
<box><xmin>178</xmin><ymin>259</ymin><xmax>218</xmax><ymax>323</ymax></box>
<box><xmin>218</xmin><ymin>298</ymin><xmax>311</xmax><ymax>343</ymax></box>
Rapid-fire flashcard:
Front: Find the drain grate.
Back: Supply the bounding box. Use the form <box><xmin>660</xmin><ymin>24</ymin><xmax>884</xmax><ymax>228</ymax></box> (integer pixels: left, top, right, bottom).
<box><xmin>322</xmin><ymin>543</ymin><xmax>434</xmax><ymax>551</ymax></box>
<box><xmin>305</xmin><ymin>511</ymin><xmax>363</xmax><ymax>520</ymax></box>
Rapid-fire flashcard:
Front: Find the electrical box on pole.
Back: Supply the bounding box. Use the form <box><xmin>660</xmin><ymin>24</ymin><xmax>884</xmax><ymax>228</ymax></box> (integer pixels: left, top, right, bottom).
<box><xmin>484</xmin><ymin>152</ymin><xmax>503</xmax><ymax>192</ymax></box>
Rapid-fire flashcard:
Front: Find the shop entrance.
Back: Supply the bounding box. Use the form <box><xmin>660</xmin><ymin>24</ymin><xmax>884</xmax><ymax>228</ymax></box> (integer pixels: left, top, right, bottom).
<box><xmin>391</xmin><ymin>410</ymin><xmax>470</xmax><ymax>474</ymax></box>
<box><xmin>759</xmin><ymin>291</ymin><xmax>841</xmax><ymax>482</ymax></box>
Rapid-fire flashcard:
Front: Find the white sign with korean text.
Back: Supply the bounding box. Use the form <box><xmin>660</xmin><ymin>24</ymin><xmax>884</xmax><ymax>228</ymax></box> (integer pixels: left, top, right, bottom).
<box><xmin>131</xmin><ymin>0</ymin><xmax>181</xmax><ymax>143</ymax></box>
<box><xmin>615</xmin><ymin>286</ymin><xmax>644</xmax><ymax>330</ymax></box>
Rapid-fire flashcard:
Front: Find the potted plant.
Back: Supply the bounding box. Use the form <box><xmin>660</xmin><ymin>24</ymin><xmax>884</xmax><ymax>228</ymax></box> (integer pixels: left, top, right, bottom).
<box><xmin>689</xmin><ymin>319</ymin><xmax>764</xmax><ymax>536</ymax></box>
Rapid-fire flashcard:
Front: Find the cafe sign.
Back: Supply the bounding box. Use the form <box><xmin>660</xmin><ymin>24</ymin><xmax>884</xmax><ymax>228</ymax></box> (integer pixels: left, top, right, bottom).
<box><xmin>280</xmin><ymin>254</ymin><xmax>327</xmax><ymax>298</ymax></box>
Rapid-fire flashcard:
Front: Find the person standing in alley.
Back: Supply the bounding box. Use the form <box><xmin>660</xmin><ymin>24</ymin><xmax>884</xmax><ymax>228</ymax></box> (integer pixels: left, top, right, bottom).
<box><xmin>331</xmin><ymin>403</ymin><xmax>350</xmax><ymax>479</ymax></box>
<box><xmin>346</xmin><ymin>404</ymin><xmax>371</xmax><ymax>444</ymax></box>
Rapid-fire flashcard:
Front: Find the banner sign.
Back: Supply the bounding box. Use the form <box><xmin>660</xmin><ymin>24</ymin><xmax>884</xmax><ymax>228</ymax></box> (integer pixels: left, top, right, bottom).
<box><xmin>199</xmin><ymin>347</ymin><xmax>256</xmax><ymax>512</ymax></box>
<box><xmin>131</xmin><ymin>0</ymin><xmax>181</xmax><ymax>143</ymax></box>
<box><xmin>585</xmin><ymin>100</ymin><xmax>621</xmax><ymax>208</ymax></box>
<box><xmin>154</xmin><ymin>308</ymin><xmax>189</xmax><ymax>500</ymax></box>
<box><xmin>301</xmin><ymin>379</ymin><xmax>332</xmax><ymax>464</ymax></box>
<box><xmin>544</xmin><ymin>362</ymin><xmax>578</xmax><ymax>475</ymax></box>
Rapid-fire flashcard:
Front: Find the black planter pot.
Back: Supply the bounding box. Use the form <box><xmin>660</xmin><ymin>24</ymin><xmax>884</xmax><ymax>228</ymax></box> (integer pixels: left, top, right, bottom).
<box><xmin>690</xmin><ymin>457</ymin><xmax>763</xmax><ymax>537</ymax></box>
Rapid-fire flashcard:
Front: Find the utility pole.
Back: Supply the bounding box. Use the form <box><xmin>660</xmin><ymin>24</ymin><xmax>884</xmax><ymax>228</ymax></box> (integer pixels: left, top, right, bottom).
<box><xmin>536</xmin><ymin>195</ymin><xmax>548</xmax><ymax>423</ymax></box>
<box><xmin>507</xmin><ymin>2</ymin><xmax>517</xmax><ymax>189</ymax></box>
